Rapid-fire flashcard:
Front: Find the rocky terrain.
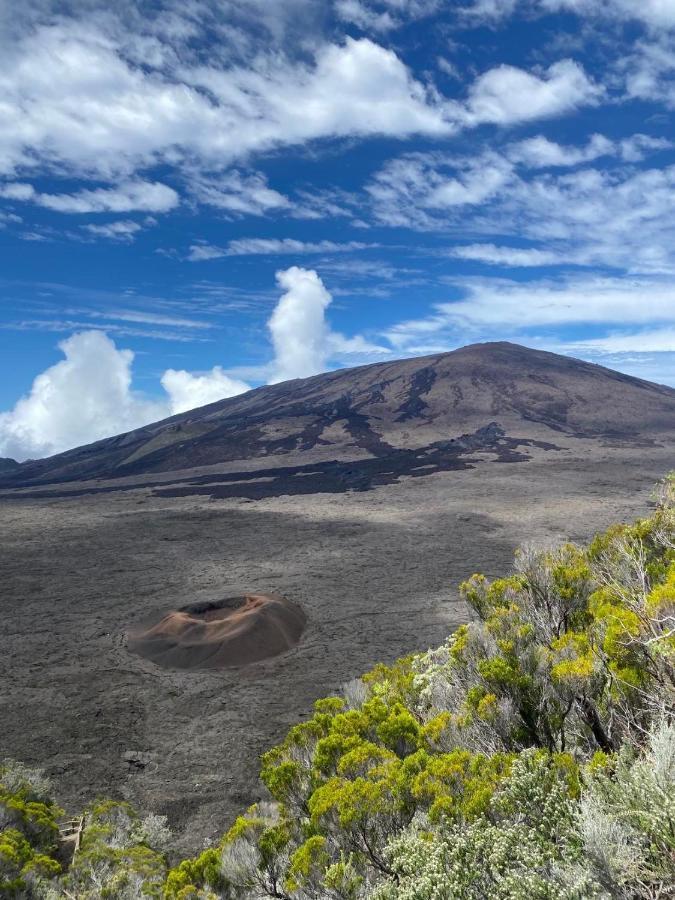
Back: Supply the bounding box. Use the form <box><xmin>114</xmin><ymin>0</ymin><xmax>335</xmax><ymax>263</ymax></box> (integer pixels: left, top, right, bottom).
<box><xmin>1</xmin><ymin>342</ymin><xmax>673</xmax><ymax>854</ymax></box>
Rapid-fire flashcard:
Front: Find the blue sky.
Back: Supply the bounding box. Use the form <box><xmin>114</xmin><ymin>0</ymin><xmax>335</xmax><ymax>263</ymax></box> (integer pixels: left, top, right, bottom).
<box><xmin>1</xmin><ymin>0</ymin><xmax>675</xmax><ymax>460</ymax></box>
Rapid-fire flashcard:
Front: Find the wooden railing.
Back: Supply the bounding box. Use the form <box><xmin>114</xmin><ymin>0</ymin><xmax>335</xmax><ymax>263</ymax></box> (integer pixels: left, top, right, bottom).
<box><xmin>57</xmin><ymin>815</ymin><xmax>85</xmax><ymax>857</ymax></box>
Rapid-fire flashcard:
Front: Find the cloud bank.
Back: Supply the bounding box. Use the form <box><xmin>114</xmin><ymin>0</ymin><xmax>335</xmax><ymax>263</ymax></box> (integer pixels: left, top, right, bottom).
<box><xmin>0</xmin><ymin>8</ymin><xmax>600</xmax><ymax>218</ymax></box>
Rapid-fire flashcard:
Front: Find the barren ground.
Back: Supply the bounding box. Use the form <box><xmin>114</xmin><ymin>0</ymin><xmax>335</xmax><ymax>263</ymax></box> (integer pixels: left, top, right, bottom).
<box><xmin>1</xmin><ymin>441</ymin><xmax>672</xmax><ymax>855</ymax></box>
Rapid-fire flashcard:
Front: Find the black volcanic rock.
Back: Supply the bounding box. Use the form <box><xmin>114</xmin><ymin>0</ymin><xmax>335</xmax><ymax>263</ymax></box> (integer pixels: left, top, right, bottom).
<box><xmin>3</xmin><ymin>342</ymin><xmax>675</xmax><ymax>489</ymax></box>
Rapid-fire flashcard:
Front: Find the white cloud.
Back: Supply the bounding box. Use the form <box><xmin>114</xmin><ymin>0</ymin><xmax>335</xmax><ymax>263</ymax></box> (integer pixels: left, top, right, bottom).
<box><xmin>459</xmin><ymin>0</ymin><xmax>520</xmax><ymax>20</ymax></box>
<box><xmin>335</xmin><ymin>0</ymin><xmax>397</xmax><ymax>31</ymax></box>
<box><xmin>450</xmin><ymin>243</ymin><xmax>564</xmax><ymax>266</ymax></box>
<box><xmin>622</xmin><ymin>35</ymin><xmax>675</xmax><ymax>109</ymax></box>
<box><xmin>569</xmin><ymin>327</ymin><xmax>675</xmax><ymax>354</ymax></box>
<box><xmin>268</xmin><ymin>266</ymin><xmax>388</xmax><ymax>382</ymax></box>
<box><xmin>0</xmin><ymin>23</ymin><xmax>454</xmax><ymax>181</ymax></box>
<box><xmin>83</xmin><ymin>220</ymin><xmax>143</xmax><ymax>241</ymax></box>
<box><xmin>542</xmin><ymin>0</ymin><xmax>675</xmax><ymax>29</ymax></box>
<box><xmin>437</xmin><ymin>57</ymin><xmax>461</xmax><ymax>80</ymax></box>
<box><xmin>441</xmin><ymin>275</ymin><xmax>675</xmax><ymax>329</ymax></box>
<box><xmin>507</xmin><ymin>134</ymin><xmax>672</xmax><ymax>168</ymax></box>
<box><xmin>0</xmin><ymin>183</ymin><xmax>35</xmax><ymax>201</ymax></box>
<box><xmin>0</xmin><ymin>180</ymin><xmax>179</xmax><ymax>213</ymax></box>
<box><xmin>368</xmin><ymin>151</ymin><xmax>516</xmax><ymax>228</ymax></box>
<box><xmin>188</xmin><ymin>238</ymin><xmax>375</xmax><ymax>260</ymax></box>
<box><xmin>428</xmin><ymin>159</ymin><xmax>512</xmax><ymax>207</ymax></box>
<box><xmin>507</xmin><ymin>134</ymin><xmax>614</xmax><ymax>168</ymax></box>
<box><xmin>186</xmin><ymin>244</ymin><xmax>230</xmax><ymax>262</ymax></box>
<box><xmin>0</xmin><ymin>331</ymin><xmax>167</xmax><ymax>461</ymax></box>
<box><xmin>0</xmin><ymin>210</ymin><xmax>22</xmax><ymax>227</ymax></box>
<box><xmin>462</xmin><ymin>0</ymin><xmax>675</xmax><ymax>29</ymax></box>
<box><xmin>380</xmin><ymin>272</ymin><xmax>675</xmax><ymax>384</ymax></box>
<box><xmin>384</xmin><ymin>273</ymin><xmax>675</xmax><ymax>351</ymax></box>
<box><xmin>335</xmin><ymin>0</ymin><xmax>440</xmax><ymax>32</ymax></box>
<box><xmin>462</xmin><ymin>60</ymin><xmax>601</xmax><ymax>126</ymax></box>
<box><xmin>455</xmin><ymin>4</ymin><xmax>675</xmax><ymax>119</ymax></box>
<box><xmin>0</xmin><ymin>330</ymin><xmax>252</xmax><ymax>461</ymax></box>
<box><xmin>78</xmin><ymin>309</ymin><xmax>211</xmax><ymax>330</ymax></box>
<box><xmin>229</xmin><ymin>238</ymin><xmax>375</xmax><ymax>257</ymax></box>
<box><xmin>619</xmin><ymin>134</ymin><xmax>673</xmax><ymax>162</ymax></box>
<box><xmin>0</xmin><ymin>9</ymin><xmax>603</xmax><ymax>198</ymax></box>
<box><xmin>290</xmin><ymin>187</ymin><xmax>361</xmax><ymax>221</ymax></box>
<box><xmin>189</xmin><ymin>170</ymin><xmax>290</xmax><ymax>216</ymax></box>
<box><xmin>267</xmin><ymin>268</ymin><xmax>335</xmax><ymax>383</ymax></box>
<box><xmin>161</xmin><ymin>367</ymin><xmax>250</xmax><ymax>414</ymax></box>
<box><xmin>369</xmin><ymin>151</ymin><xmax>675</xmax><ymax>274</ymax></box>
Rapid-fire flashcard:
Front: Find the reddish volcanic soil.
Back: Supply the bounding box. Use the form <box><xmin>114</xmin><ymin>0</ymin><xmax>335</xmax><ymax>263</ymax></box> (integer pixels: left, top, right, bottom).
<box><xmin>127</xmin><ymin>594</ymin><xmax>307</xmax><ymax>669</ymax></box>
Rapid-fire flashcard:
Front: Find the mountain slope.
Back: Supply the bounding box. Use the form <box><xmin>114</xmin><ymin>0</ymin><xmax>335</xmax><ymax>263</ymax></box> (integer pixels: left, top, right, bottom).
<box><xmin>3</xmin><ymin>342</ymin><xmax>674</xmax><ymax>489</ymax></box>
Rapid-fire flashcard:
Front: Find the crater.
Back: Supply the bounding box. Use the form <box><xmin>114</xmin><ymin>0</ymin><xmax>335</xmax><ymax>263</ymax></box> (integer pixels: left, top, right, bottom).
<box><xmin>127</xmin><ymin>594</ymin><xmax>307</xmax><ymax>670</ymax></box>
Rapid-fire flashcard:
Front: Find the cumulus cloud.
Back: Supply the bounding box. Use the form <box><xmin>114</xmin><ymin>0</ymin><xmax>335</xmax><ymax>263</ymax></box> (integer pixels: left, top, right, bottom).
<box><xmin>268</xmin><ymin>267</ymin><xmax>388</xmax><ymax>382</ymax></box>
<box><xmin>268</xmin><ymin>268</ymin><xmax>338</xmax><ymax>383</ymax></box>
<box><xmin>161</xmin><ymin>367</ymin><xmax>251</xmax><ymax>414</ymax></box>
<box><xmin>0</xmin><ymin>331</ymin><xmax>167</xmax><ymax>461</ymax></box>
<box><xmin>462</xmin><ymin>60</ymin><xmax>601</xmax><ymax>126</ymax></box>
<box><xmin>0</xmin><ymin>7</ymin><xmax>603</xmax><ymax>200</ymax></box>
<box><xmin>0</xmin><ymin>331</ymin><xmax>253</xmax><ymax>461</ymax></box>
<box><xmin>0</xmin><ymin>24</ymin><xmax>453</xmax><ymax>181</ymax></box>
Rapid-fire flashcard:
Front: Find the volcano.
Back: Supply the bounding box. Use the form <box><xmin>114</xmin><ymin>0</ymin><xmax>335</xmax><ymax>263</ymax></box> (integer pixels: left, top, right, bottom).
<box><xmin>2</xmin><ymin>342</ymin><xmax>674</xmax><ymax>496</ymax></box>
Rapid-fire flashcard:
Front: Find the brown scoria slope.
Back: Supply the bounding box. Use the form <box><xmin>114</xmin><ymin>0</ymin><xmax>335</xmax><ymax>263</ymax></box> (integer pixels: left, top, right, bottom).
<box><xmin>127</xmin><ymin>594</ymin><xmax>307</xmax><ymax>670</ymax></box>
<box><xmin>3</xmin><ymin>341</ymin><xmax>674</xmax><ymax>489</ymax></box>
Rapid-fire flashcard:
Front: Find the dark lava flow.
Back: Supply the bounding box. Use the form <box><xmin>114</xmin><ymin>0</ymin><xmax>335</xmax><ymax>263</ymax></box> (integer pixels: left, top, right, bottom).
<box><xmin>1</xmin><ymin>425</ymin><xmax>561</xmax><ymax>502</ymax></box>
<box><xmin>154</xmin><ymin>424</ymin><xmax>561</xmax><ymax>501</ymax></box>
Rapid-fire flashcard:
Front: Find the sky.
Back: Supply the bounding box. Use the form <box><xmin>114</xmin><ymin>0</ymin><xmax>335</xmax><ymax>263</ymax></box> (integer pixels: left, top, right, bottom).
<box><xmin>1</xmin><ymin>0</ymin><xmax>675</xmax><ymax>461</ymax></box>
